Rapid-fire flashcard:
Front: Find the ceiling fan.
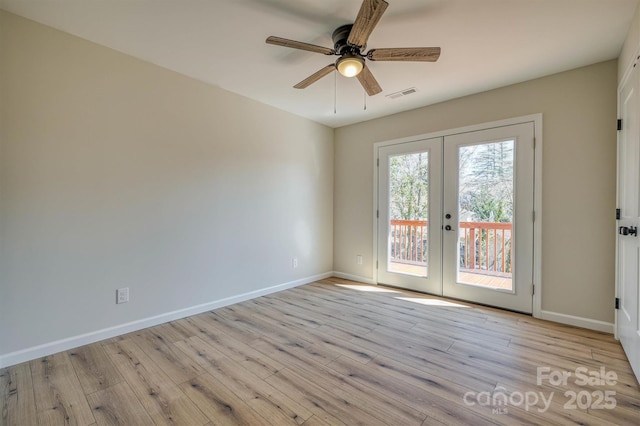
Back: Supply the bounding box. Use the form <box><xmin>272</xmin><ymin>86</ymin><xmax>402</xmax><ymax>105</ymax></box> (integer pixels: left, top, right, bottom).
<box><xmin>266</xmin><ymin>0</ymin><xmax>441</xmax><ymax>96</ymax></box>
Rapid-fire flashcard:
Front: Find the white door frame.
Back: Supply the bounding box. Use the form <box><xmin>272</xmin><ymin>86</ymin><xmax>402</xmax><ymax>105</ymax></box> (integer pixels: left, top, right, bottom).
<box><xmin>373</xmin><ymin>114</ymin><xmax>543</xmax><ymax>317</ymax></box>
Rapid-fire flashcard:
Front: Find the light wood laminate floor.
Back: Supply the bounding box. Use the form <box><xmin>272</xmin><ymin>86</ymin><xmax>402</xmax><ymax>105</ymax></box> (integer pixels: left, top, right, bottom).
<box><xmin>2</xmin><ymin>278</ymin><xmax>639</xmax><ymax>425</ymax></box>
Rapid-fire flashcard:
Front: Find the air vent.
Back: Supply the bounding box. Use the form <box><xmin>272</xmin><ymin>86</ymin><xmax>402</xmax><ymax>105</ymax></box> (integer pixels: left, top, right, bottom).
<box><xmin>386</xmin><ymin>87</ymin><xmax>417</xmax><ymax>99</ymax></box>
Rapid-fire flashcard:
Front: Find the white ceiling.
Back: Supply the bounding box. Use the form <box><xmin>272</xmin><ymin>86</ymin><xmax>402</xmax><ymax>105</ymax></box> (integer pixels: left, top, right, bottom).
<box><xmin>1</xmin><ymin>0</ymin><xmax>638</xmax><ymax>128</ymax></box>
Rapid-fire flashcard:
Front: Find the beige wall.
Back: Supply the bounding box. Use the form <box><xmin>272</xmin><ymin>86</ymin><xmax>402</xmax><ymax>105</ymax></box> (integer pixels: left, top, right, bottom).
<box><xmin>0</xmin><ymin>11</ymin><xmax>333</xmax><ymax>359</ymax></box>
<box><xmin>334</xmin><ymin>60</ymin><xmax>618</xmax><ymax>324</ymax></box>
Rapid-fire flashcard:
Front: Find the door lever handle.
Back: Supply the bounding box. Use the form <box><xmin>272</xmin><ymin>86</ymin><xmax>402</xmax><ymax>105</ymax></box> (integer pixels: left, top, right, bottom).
<box><xmin>619</xmin><ymin>226</ymin><xmax>638</xmax><ymax>236</ymax></box>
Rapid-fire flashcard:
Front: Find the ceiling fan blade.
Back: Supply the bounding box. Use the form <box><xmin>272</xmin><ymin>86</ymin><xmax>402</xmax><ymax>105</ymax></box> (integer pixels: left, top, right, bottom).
<box><xmin>347</xmin><ymin>0</ymin><xmax>389</xmax><ymax>48</ymax></box>
<box><xmin>294</xmin><ymin>64</ymin><xmax>336</xmax><ymax>89</ymax></box>
<box><xmin>356</xmin><ymin>65</ymin><xmax>382</xmax><ymax>96</ymax></box>
<box><xmin>266</xmin><ymin>36</ymin><xmax>335</xmax><ymax>55</ymax></box>
<box><xmin>368</xmin><ymin>47</ymin><xmax>441</xmax><ymax>62</ymax></box>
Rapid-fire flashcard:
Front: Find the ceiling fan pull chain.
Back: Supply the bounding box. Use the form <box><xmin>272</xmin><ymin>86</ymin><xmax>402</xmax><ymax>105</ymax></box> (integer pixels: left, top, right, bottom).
<box><xmin>334</xmin><ymin>69</ymin><xmax>337</xmax><ymax>114</ymax></box>
<box><xmin>364</xmin><ymin>90</ymin><xmax>367</xmax><ymax>111</ymax></box>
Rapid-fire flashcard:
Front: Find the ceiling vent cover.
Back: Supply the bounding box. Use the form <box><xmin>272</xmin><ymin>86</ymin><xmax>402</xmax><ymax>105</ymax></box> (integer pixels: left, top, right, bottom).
<box><xmin>386</xmin><ymin>87</ymin><xmax>417</xmax><ymax>99</ymax></box>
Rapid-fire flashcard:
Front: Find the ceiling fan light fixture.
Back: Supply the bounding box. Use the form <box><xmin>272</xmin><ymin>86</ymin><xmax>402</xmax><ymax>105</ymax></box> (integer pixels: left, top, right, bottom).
<box><xmin>336</xmin><ymin>54</ymin><xmax>364</xmax><ymax>78</ymax></box>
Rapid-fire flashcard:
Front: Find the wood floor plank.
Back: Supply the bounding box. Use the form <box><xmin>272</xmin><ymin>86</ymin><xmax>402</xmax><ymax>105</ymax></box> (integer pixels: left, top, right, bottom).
<box><xmin>592</xmin><ymin>349</ymin><xmax>637</xmax><ymax>376</ymax></box>
<box><xmin>293</xmin><ymin>286</ymin><xmax>420</xmax><ymax>332</ymax></box>
<box><xmin>0</xmin><ymin>363</ymin><xmax>38</xmax><ymax>426</ymax></box>
<box><xmin>264</xmin><ymin>292</ymin><xmax>376</xmax><ymax>336</ymax></box>
<box><xmin>104</xmin><ymin>339</ymin><xmax>208</xmax><ymax>426</ymax></box>
<box><xmin>337</xmin><ymin>354</ymin><xmax>580</xmax><ymax>426</ymax></box>
<box><xmin>325</xmin><ymin>354</ymin><xmax>502</xmax><ymax>425</ymax></box>
<box><xmin>269</xmin><ymin>297</ymin><xmax>374</xmax><ymax>337</ymax></box>
<box><xmin>411</xmin><ymin>322</ymin><xmax>511</xmax><ymax>353</ymax></box>
<box><xmin>237</xmin><ymin>303</ymin><xmax>378</xmax><ymax>364</ymax></box>
<box><xmin>265</xmin><ymin>368</ymin><xmax>388</xmax><ymax>426</ymax></box>
<box><xmin>174</xmin><ymin>335</ymin><xmax>312</xmax><ymax>425</ymax></box>
<box><xmin>213</xmin><ymin>304</ymin><xmax>314</xmax><ymax>346</ymax></box>
<box><xmin>219</xmin><ymin>311</ymin><xmax>343</xmax><ymax>368</ymax></box>
<box><xmin>86</xmin><ymin>381</ymin><xmax>154</xmax><ymax>426</ymax></box>
<box><xmin>30</xmin><ymin>352</ymin><xmax>96</xmax><ymax>426</ymax></box>
<box><xmin>199</xmin><ymin>311</ymin><xmax>263</xmax><ymax>345</ymax></box>
<box><xmin>365</xmin><ymin>327</ymin><xmax>454</xmax><ymax>353</ymax></box>
<box><xmin>450</xmin><ymin>339</ymin><xmax>640</xmax><ymax>398</ymax></box>
<box><xmin>179</xmin><ymin>373</ymin><xmax>266</xmax><ymax>425</ymax></box>
<box><xmin>314</xmin><ymin>280</ymin><xmax>491</xmax><ymax>324</ymax></box>
<box><xmin>301</xmin><ymin>414</ymin><xmax>333</xmax><ymax>426</ymax></box>
<box><xmin>129</xmin><ymin>328</ymin><xmax>205</xmax><ymax>385</ymax></box>
<box><xmin>516</xmin><ymin>315</ymin><xmax>616</xmax><ymax>341</ymax></box>
<box><xmin>150</xmin><ymin>321</ymin><xmax>196</xmax><ymax>343</ymax></box>
<box><xmin>245</xmin><ymin>298</ymin><xmax>323</xmax><ymax>329</ymax></box>
<box><xmin>277</xmin><ymin>355</ymin><xmax>428</xmax><ymax>425</ymax></box>
<box><xmin>587</xmin><ymin>400</ymin><xmax>640</xmax><ymax>425</ymax></box>
<box><xmin>244</xmin><ymin>331</ymin><xmax>428</xmax><ymax>426</ymax></box>
<box><xmin>508</xmin><ymin>335</ymin><xmax>595</xmax><ymax>359</ymax></box>
<box><xmin>337</xmin><ymin>323</ymin><xmax>493</xmax><ymax>383</ymax></box>
<box><xmin>68</xmin><ymin>344</ymin><xmax>123</xmax><ymax>395</ymax></box>
<box><xmin>176</xmin><ymin>315</ymin><xmax>285</xmax><ymax>379</ymax></box>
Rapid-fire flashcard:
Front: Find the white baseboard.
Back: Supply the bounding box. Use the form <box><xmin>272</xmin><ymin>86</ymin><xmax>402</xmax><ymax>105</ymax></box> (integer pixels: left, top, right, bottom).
<box><xmin>332</xmin><ymin>271</ymin><xmax>376</xmax><ymax>285</ymax></box>
<box><xmin>0</xmin><ymin>272</ymin><xmax>332</xmax><ymax>368</ymax></box>
<box><xmin>537</xmin><ymin>310</ymin><xmax>614</xmax><ymax>333</ymax></box>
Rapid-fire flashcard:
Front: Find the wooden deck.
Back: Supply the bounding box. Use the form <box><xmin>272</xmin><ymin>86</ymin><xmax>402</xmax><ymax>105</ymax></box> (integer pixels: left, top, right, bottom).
<box><xmin>390</xmin><ymin>261</ymin><xmax>513</xmax><ymax>289</ymax></box>
<box><xmin>1</xmin><ymin>278</ymin><xmax>638</xmax><ymax>425</ymax></box>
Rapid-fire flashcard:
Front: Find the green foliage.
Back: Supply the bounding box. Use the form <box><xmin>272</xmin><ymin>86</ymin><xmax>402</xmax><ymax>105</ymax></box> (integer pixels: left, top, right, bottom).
<box><xmin>389</xmin><ymin>152</ymin><xmax>429</xmax><ymax>220</ymax></box>
<box><xmin>462</xmin><ymin>189</ymin><xmax>510</xmax><ymax>222</ymax></box>
<box><xmin>459</xmin><ymin>141</ymin><xmax>513</xmax><ymax>222</ymax></box>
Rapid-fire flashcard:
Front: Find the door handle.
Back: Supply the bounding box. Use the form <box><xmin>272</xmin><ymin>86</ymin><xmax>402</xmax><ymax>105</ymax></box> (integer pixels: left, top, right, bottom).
<box><xmin>619</xmin><ymin>226</ymin><xmax>638</xmax><ymax>236</ymax></box>
<box><xmin>445</xmin><ymin>225</ymin><xmax>454</xmax><ymax>231</ymax></box>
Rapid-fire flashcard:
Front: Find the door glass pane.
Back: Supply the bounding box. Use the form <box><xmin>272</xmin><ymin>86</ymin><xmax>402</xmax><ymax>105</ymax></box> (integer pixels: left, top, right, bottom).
<box><xmin>388</xmin><ymin>151</ymin><xmax>429</xmax><ymax>277</ymax></box>
<box><xmin>458</xmin><ymin>140</ymin><xmax>514</xmax><ymax>290</ymax></box>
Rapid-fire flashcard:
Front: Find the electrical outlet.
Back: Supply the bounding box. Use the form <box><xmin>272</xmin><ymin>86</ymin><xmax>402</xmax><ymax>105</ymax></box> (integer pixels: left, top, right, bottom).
<box><xmin>356</xmin><ymin>255</ymin><xmax>363</xmax><ymax>265</ymax></box>
<box><xmin>116</xmin><ymin>287</ymin><xmax>129</xmax><ymax>304</ymax></box>
<box><xmin>292</xmin><ymin>257</ymin><xmax>298</xmax><ymax>269</ymax></box>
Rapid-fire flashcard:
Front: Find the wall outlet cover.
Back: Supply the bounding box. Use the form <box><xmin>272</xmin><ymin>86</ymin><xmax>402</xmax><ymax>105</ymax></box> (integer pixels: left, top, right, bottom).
<box><xmin>116</xmin><ymin>287</ymin><xmax>129</xmax><ymax>304</ymax></box>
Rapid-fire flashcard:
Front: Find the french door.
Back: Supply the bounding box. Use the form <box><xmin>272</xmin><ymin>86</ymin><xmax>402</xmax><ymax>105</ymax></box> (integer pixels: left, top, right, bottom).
<box><xmin>377</xmin><ymin>138</ymin><xmax>443</xmax><ymax>294</ymax></box>
<box><xmin>377</xmin><ymin>122</ymin><xmax>535</xmax><ymax>313</ymax></box>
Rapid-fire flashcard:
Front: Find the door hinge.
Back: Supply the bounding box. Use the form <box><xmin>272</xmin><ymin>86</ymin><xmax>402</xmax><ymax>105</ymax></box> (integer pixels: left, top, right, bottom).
<box><xmin>376</xmin><ymin>260</ymin><xmax>379</xmax><ymax>269</ymax></box>
<box><xmin>615</xmin><ymin>297</ymin><xmax>620</xmax><ymax>309</ymax></box>
<box><xmin>616</xmin><ymin>208</ymin><xmax>621</xmax><ymax>220</ymax></box>
<box><xmin>377</xmin><ymin>158</ymin><xmax>379</xmax><ymax>167</ymax></box>
<box><xmin>617</xmin><ymin>119</ymin><xmax>622</xmax><ymax>131</ymax></box>
<box><xmin>532</xmin><ymin>211</ymin><xmax>535</xmax><ymax>222</ymax></box>
<box><xmin>533</xmin><ymin>137</ymin><xmax>536</xmax><ymax>149</ymax></box>
<box><xmin>377</xmin><ymin>210</ymin><xmax>379</xmax><ymax>219</ymax></box>
<box><xmin>532</xmin><ymin>284</ymin><xmax>535</xmax><ymax>295</ymax></box>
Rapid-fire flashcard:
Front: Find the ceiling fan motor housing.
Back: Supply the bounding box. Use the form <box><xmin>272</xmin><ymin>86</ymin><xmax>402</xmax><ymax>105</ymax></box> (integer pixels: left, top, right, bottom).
<box><xmin>332</xmin><ymin>24</ymin><xmax>364</xmax><ymax>55</ymax></box>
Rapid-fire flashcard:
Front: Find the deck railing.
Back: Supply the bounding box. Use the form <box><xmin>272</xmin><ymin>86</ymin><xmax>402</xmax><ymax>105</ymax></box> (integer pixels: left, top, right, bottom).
<box><xmin>389</xmin><ymin>219</ymin><xmax>513</xmax><ymax>275</ymax></box>
<box><xmin>390</xmin><ymin>220</ymin><xmax>428</xmax><ymax>265</ymax></box>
